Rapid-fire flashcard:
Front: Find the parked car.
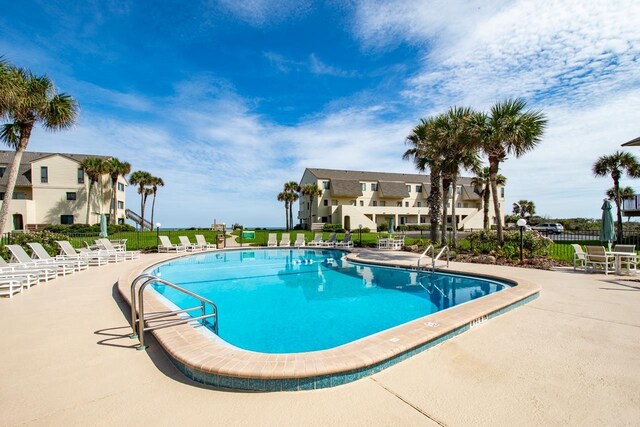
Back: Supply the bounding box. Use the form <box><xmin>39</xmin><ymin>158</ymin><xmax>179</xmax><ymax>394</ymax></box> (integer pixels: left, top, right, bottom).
<box><xmin>532</xmin><ymin>223</ymin><xmax>564</xmax><ymax>234</ymax></box>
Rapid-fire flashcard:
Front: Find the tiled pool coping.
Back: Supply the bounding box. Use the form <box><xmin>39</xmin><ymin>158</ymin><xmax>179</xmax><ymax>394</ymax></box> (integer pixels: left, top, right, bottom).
<box><xmin>117</xmin><ymin>248</ymin><xmax>541</xmax><ymax>391</ymax></box>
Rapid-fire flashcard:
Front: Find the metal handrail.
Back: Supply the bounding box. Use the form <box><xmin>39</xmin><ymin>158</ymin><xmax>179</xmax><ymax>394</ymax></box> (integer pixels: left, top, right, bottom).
<box><xmin>432</xmin><ymin>245</ymin><xmax>450</xmax><ymax>271</ymax></box>
<box><xmin>129</xmin><ymin>274</ymin><xmax>218</xmax><ymax>350</ymax></box>
<box><xmin>416</xmin><ymin>245</ymin><xmax>434</xmax><ymax>271</ymax></box>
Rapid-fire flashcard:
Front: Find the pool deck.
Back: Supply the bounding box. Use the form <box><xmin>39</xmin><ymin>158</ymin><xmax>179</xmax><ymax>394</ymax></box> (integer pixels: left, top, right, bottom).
<box><xmin>1</xmin><ymin>249</ymin><xmax>639</xmax><ymax>426</ymax></box>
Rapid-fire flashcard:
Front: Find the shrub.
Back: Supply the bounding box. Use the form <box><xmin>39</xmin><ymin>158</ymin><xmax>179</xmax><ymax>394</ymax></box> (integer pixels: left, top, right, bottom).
<box><xmin>322</xmin><ymin>223</ymin><xmax>345</xmax><ymax>233</ymax></box>
<box><xmin>43</xmin><ymin>223</ymin><xmax>135</xmax><ymax>234</ymax></box>
<box><xmin>397</xmin><ymin>224</ymin><xmax>430</xmax><ymax>232</ymax></box>
<box><xmin>377</xmin><ymin>222</ymin><xmax>389</xmax><ymax>232</ymax></box>
<box><xmin>1</xmin><ymin>230</ymin><xmax>71</xmax><ymax>260</ymax></box>
<box><xmin>466</xmin><ymin>229</ymin><xmax>553</xmax><ymax>258</ymax></box>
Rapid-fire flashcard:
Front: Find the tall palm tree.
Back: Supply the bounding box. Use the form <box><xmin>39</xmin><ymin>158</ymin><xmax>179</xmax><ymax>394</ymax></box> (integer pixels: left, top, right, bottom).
<box><xmin>512</xmin><ymin>199</ymin><xmax>536</xmax><ymax>218</ymax></box>
<box><xmin>0</xmin><ymin>64</ymin><xmax>78</xmax><ymax>233</ymax></box>
<box><xmin>404</xmin><ymin>116</ymin><xmax>444</xmax><ymax>243</ymax></box>
<box><xmin>284</xmin><ymin>181</ymin><xmax>300</xmax><ymax>230</ymax></box>
<box><xmin>129</xmin><ymin>170</ymin><xmax>153</xmax><ymax>230</ymax></box>
<box><xmin>80</xmin><ymin>157</ymin><xmax>108</xmax><ymax>224</ymax></box>
<box><xmin>471</xmin><ymin>167</ymin><xmax>507</xmax><ymax>231</ymax></box>
<box><xmin>593</xmin><ymin>151</ymin><xmax>640</xmax><ymax>242</ymax></box>
<box><xmin>300</xmin><ymin>183</ymin><xmax>323</xmax><ymax>230</ymax></box>
<box><xmin>106</xmin><ymin>158</ymin><xmax>131</xmax><ymax>224</ymax></box>
<box><xmin>149</xmin><ymin>176</ymin><xmax>164</xmax><ymax>231</ymax></box>
<box><xmin>473</xmin><ymin>99</ymin><xmax>547</xmax><ymax>244</ymax></box>
<box><xmin>607</xmin><ymin>186</ymin><xmax>635</xmax><ymax>222</ymax></box>
<box><xmin>277</xmin><ymin>191</ymin><xmax>289</xmax><ymax>229</ymax></box>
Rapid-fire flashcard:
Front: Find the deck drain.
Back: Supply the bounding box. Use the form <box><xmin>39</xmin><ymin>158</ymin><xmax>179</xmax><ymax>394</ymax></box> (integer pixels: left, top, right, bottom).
<box><xmin>389</xmin><ymin>337</ymin><xmax>400</xmax><ymax>343</ymax></box>
<box><xmin>469</xmin><ymin>315</ymin><xmax>488</xmax><ymax>328</ymax></box>
<box><xmin>424</xmin><ymin>321</ymin><xmax>439</xmax><ymax>327</ymax></box>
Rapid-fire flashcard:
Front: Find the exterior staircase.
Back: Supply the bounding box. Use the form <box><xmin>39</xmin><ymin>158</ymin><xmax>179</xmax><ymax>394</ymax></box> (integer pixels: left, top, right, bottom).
<box><xmin>126</xmin><ymin>209</ymin><xmax>152</xmax><ymax>230</ymax></box>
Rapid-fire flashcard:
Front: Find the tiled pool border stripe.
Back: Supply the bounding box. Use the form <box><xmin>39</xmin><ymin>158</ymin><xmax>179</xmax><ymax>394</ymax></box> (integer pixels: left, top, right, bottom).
<box><xmin>117</xmin><ymin>249</ymin><xmax>542</xmax><ymax>392</ymax></box>
<box><xmin>167</xmin><ymin>292</ymin><xmax>539</xmax><ymax>391</ymax></box>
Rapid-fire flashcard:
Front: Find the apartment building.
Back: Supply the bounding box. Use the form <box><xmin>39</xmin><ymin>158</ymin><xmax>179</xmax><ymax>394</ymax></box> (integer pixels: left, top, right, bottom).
<box><xmin>298</xmin><ymin>168</ymin><xmax>504</xmax><ymax>231</ymax></box>
<box><xmin>0</xmin><ymin>151</ymin><xmax>127</xmax><ymax>233</ymax></box>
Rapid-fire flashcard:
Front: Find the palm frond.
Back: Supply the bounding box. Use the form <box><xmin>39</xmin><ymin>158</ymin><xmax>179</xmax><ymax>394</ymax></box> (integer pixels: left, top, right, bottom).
<box><xmin>0</xmin><ymin>122</ymin><xmax>21</xmax><ymax>149</ymax></box>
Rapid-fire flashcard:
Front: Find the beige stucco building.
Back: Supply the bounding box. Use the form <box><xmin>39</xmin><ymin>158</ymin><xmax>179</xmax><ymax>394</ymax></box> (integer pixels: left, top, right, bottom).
<box><xmin>298</xmin><ymin>168</ymin><xmax>505</xmax><ymax>231</ymax></box>
<box><xmin>0</xmin><ymin>151</ymin><xmax>127</xmax><ymax>233</ymax></box>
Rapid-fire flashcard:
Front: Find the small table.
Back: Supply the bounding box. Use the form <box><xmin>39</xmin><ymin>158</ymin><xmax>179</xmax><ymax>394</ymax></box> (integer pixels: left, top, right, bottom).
<box><xmin>605</xmin><ymin>251</ymin><xmax>638</xmax><ymax>275</ymax></box>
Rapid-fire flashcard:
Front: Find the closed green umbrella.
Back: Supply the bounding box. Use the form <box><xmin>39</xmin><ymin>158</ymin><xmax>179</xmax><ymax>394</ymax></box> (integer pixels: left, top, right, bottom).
<box><xmin>99</xmin><ymin>213</ymin><xmax>108</xmax><ymax>238</ymax></box>
<box><xmin>600</xmin><ymin>199</ymin><xmax>615</xmax><ymax>249</ymax></box>
<box><xmin>389</xmin><ymin>217</ymin><xmax>395</xmax><ymax>234</ymax></box>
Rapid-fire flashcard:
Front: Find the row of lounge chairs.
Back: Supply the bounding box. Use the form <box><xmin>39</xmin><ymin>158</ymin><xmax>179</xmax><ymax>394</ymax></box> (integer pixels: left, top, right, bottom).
<box><xmin>0</xmin><ymin>239</ymin><xmax>140</xmax><ymax>298</ymax></box>
<box><xmin>267</xmin><ymin>232</ymin><xmax>353</xmax><ymax>248</ymax></box>
<box><xmin>158</xmin><ymin>235</ymin><xmax>217</xmax><ymax>253</ymax></box>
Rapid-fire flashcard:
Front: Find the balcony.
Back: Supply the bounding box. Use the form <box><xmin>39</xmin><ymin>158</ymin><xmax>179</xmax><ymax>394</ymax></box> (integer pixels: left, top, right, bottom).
<box><xmin>622</xmin><ymin>196</ymin><xmax>640</xmax><ymax>217</ymax></box>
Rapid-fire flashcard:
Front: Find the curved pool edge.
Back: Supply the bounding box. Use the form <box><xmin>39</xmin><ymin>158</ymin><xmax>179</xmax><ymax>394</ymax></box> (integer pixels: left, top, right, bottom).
<box><xmin>117</xmin><ymin>248</ymin><xmax>541</xmax><ymax>392</ymax></box>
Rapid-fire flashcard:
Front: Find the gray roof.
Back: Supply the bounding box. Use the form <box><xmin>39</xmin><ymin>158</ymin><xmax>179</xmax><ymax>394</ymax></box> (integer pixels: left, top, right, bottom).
<box><xmin>331</xmin><ymin>180</ymin><xmax>363</xmax><ymax>197</ymax></box>
<box><xmin>378</xmin><ymin>181</ymin><xmax>409</xmax><ymax>198</ymax></box>
<box><xmin>622</xmin><ymin>136</ymin><xmax>640</xmax><ymax>147</ymax></box>
<box><xmin>0</xmin><ymin>165</ymin><xmax>31</xmax><ymax>187</ymax></box>
<box><xmin>306</xmin><ymin>168</ymin><xmax>473</xmax><ymax>185</ymax></box>
<box><xmin>462</xmin><ymin>186</ymin><xmax>481</xmax><ymax>201</ymax></box>
<box><xmin>0</xmin><ymin>150</ymin><xmax>111</xmax><ymax>166</ymax></box>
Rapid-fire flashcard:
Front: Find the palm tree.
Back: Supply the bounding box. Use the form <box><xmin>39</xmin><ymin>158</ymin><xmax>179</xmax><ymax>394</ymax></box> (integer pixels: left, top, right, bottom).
<box><xmin>594</xmin><ymin>151</ymin><xmax>640</xmax><ymax>242</ymax></box>
<box><xmin>129</xmin><ymin>170</ymin><xmax>153</xmax><ymax>230</ymax></box>
<box><xmin>277</xmin><ymin>191</ymin><xmax>289</xmax><ymax>229</ymax></box>
<box><xmin>0</xmin><ymin>63</ymin><xmax>78</xmax><ymax>233</ymax></box>
<box><xmin>471</xmin><ymin>167</ymin><xmax>507</xmax><ymax>230</ymax></box>
<box><xmin>473</xmin><ymin>99</ymin><xmax>547</xmax><ymax>244</ymax></box>
<box><xmin>300</xmin><ymin>183</ymin><xmax>323</xmax><ymax>230</ymax></box>
<box><xmin>512</xmin><ymin>200</ymin><xmax>536</xmax><ymax>218</ymax></box>
<box><xmin>404</xmin><ymin>116</ymin><xmax>444</xmax><ymax>243</ymax></box>
<box><xmin>80</xmin><ymin>157</ymin><xmax>108</xmax><ymax>224</ymax></box>
<box><xmin>284</xmin><ymin>181</ymin><xmax>300</xmax><ymax>230</ymax></box>
<box><xmin>106</xmin><ymin>158</ymin><xmax>131</xmax><ymax>224</ymax></box>
<box><xmin>149</xmin><ymin>176</ymin><xmax>164</xmax><ymax>231</ymax></box>
<box><xmin>606</xmin><ymin>186</ymin><xmax>635</xmax><ymax>222</ymax></box>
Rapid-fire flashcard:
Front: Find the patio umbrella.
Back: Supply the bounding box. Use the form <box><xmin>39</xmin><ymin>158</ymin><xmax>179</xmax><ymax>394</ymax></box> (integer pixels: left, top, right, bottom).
<box><xmin>99</xmin><ymin>213</ymin><xmax>108</xmax><ymax>238</ymax></box>
<box><xmin>389</xmin><ymin>217</ymin><xmax>395</xmax><ymax>234</ymax></box>
<box><xmin>600</xmin><ymin>199</ymin><xmax>615</xmax><ymax>250</ymax></box>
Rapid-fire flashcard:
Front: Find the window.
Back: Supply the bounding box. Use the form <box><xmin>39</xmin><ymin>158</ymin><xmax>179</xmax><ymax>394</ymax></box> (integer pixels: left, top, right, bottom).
<box><xmin>396</xmin><ymin>201</ymin><xmax>402</xmax><ymax>207</ymax></box>
<box><xmin>457</xmin><ymin>203</ymin><xmax>461</xmax><ymax>208</ymax></box>
<box><xmin>0</xmin><ymin>192</ymin><xmax>3</xmax><ymax>200</ymax></box>
<box><xmin>372</xmin><ymin>201</ymin><xmax>378</xmax><ymax>207</ymax></box>
<box><xmin>321</xmin><ymin>216</ymin><xmax>328</xmax><ymax>222</ymax></box>
<box><xmin>322</xmin><ymin>180</ymin><xmax>330</xmax><ymax>190</ymax></box>
<box><xmin>406</xmin><ymin>185</ymin><xmax>411</xmax><ymax>193</ymax></box>
<box><xmin>332</xmin><ymin>200</ymin><xmax>338</xmax><ymax>206</ymax></box>
<box><xmin>361</xmin><ymin>183</ymin><xmax>366</xmax><ymax>191</ymax></box>
<box><xmin>359</xmin><ymin>200</ymin><xmax>364</xmax><ymax>206</ymax></box>
<box><xmin>66</xmin><ymin>192</ymin><xmax>77</xmax><ymax>201</ymax></box>
<box><xmin>416</xmin><ymin>185</ymin><xmax>422</xmax><ymax>193</ymax></box>
<box><xmin>456</xmin><ymin>186</ymin><xmax>462</xmax><ymax>195</ymax></box>
<box><xmin>501</xmin><ymin>187</ymin><xmax>505</xmax><ymax>198</ymax></box>
<box><xmin>371</xmin><ymin>183</ymin><xmax>378</xmax><ymax>191</ymax></box>
<box><xmin>380</xmin><ymin>201</ymin><xmax>386</xmax><ymax>207</ymax></box>
<box><xmin>405</xmin><ymin>202</ymin><xmax>409</xmax><ymax>207</ymax></box>
<box><xmin>0</xmin><ymin>167</ymin><xmax>5</xmax><ymax>178</ymax></box>
<box><xmin>118</xmin><ymin>201</ymin><xmax>124</xmax><ymax>209</ymax></box>
<box><xmin>417</xmin><ymin>202</ymin><xmax>422</xmax><ymax>207</ymax></box>
<box><xmin>118</xmin><ymin>218</ymin><xmax>125</xmax><ymax>225</ymax></box>
<box><xmin>118</xmin><ymin>182</ymin><xmax>125</xmax><ymax>191</ymax></box>
<box><xmin>323</xmin><ymin>199</ymin><xmax>328</xmax><ymax>206</ymax></box>
<box><xmin>463</xmin><ymin>203</ymin><xmax>468</xmax><ymax>208</ymax></box>
<box><xmin>40</xmin><ymin>166</ymin><xmax>48</xmax><ymax>183</ymax></box>
<box><xmin>350</xmin><ymin>200</ymin><xmax>356</xmax><ymax>206</ymax></box>
<box><xmin>60</xmin><ymin>215</ymin><xmax>74</xmax><ymax>225</ymax></box>
<box><xmin>13</xmin><ymin>192</ymin><xmax>26</xmax><ymax>200</ymax></box>
<box><xmin>77</xmin><ymin>168</ymin><xmax>84</xmax><ymax>184</ymax></box>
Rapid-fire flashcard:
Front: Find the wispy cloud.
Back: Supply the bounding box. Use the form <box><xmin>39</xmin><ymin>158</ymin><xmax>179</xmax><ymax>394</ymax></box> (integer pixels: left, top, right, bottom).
<box><xmin>217</xmin><ymin>0</ymin><xmax>313</xmax><ymax>26</ymax></box>
<box><xmin>264</xmin><ymin>51</ymin><xmax>358</xmax><ymax>78</ymax></box>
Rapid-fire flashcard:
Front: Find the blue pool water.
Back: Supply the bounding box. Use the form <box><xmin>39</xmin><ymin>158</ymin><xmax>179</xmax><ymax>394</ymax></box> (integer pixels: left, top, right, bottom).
<box><xmin>147</xmin><ymin>249</ymin><xmax>507</xmax><ymax>353</ymax></box>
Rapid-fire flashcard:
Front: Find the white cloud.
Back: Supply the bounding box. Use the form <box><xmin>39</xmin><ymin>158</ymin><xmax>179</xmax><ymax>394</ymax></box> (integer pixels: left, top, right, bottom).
<box><xmin>217</xmin><ymin>0</ymin><xmax>313</xmax><ymax>26</ymax></box>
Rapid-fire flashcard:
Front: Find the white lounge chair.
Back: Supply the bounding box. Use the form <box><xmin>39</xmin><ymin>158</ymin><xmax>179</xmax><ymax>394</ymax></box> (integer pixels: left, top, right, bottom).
<box><xmin>158</xmin><ymin>236</ymin><xmax>186</xmax><ymax>253</ymax></box>
<box><xmin>96</xmin><ymin>239</ymin><xmax>141</xmax><ymax>259</ymax></box>
<box><xmin>320</xmin><ymin>233</ymin><xmax>337</xmax><ymax>247</ymax></box>
<box><xmin>584</xmin><ymin>246</ymin><xmax>614</xmax><ymax>274</ymax></box>
<box><xmin>195</xmin><ymin>234</ymin><xmax>216</xmax><ymax>249</ymax></box>
<box><xmin>56</xmin><ymin>241</ymin><xmax>109</xmax><ymax>266</ymax></box>
<box><xmin>571</xmin><ymin>244</ymin><xmax>586</xmax><ymax>271</ymax></box>
<box><xmin>613</xmin><ymin>244</ymin><xmax>638</xmax><ymax>274</ymax></box>
<box><xmin>0</xmin><ymin>277</ymin><xmax>25</xmax><ymax>298</ymax></box>
<box><xmin>267</xmin><ymin>233</ymin><xmax>278</xmax><ymax>247</ymax></box>
<box><xmin>336</xmin><ymin>233</ymin><xmax>353</xmax><ymax>248</ymax></box>
<box><xmin>279</xmin><ymin>233</ymin><xmax>291</xmax><ymax>247</ymax></box>
<box><xmin>179</xmin><ymin>236</ymin><xmax>203</xmax><ymax>252</ymax></box>
<box><xmin>293</xmin><ymin>234</ymin><xmax>305</xmax><ymax>247</ymax></box>
<box><xmin>0</xmin><ymin>257</ymin><xmax>57</xmax><ymax>282</ymax></box>
<box><xmin>7</xmin><ymin>245</ymin><xmax>75</xmax><ymax>276</ymax></box>
<box><xmin>28</xmin><ymin>242</ymin><xmax>89</xmax><ymax>272</ymax></box>
<box><xmin>308</xmin><ymin>233</ymin><xmax>323</xmax><ymax>246</ymax></box>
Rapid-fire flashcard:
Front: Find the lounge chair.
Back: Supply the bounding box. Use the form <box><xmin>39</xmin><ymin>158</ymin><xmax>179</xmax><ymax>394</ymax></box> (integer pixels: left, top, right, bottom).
<box><xmin>584</xmin><ymin>246</ymin><xmax>614</xmax><ymax>274</ymax></box>
<box><xmin>377</xmin><ymin>235</ymin><xmax>389</xmax><ymax>249</ymax></box>
<box><xmin>571</xmin><ymin>244</ymin><xmax>587</xmax><ymax>271</ymax></box>
<box><xmin>279</xmin><ymin>233</ymin><xmax>291</xmax><ymax>247</ymax></box>
<box><xmin>96</xmin><ymin>239</ymin><xmax>141</xmax><ymax>259</ymax></box>
<box><xmin>336</xmin><ymin>233</ymin><xmax>353</xmax><ymax>248</ymax></box>
<box><xmin>267</xmin><ymin>233</ymin><xmax>278</xmax><ymax>247</ymax></box>
<box><xmin>320</xmin><ymin>233</ymin><xmax>337</xmax><ymax>247</ymax></box>
<box><xmin>158</xmin><ymin>236</ymin><xmax>186</xmax><ymax>253</ymax></box>
<box><xmin>195</xmin><ymin>234</ymin><xmax>216</xmax><ymax>249</ymax></box>
<box><xmin>0</xmin><ymin>277</ymin><xmax>26</xmax><ymax>298</ymax></box>
<box><xmin>389</xmin><ymin>236</ymin><xmax>404</xmax><ymax>250</ymax></box>
<box><xmin>612</xmin><ymin>244</ymin><xmax>638</xmax><ymax>274</ymax></box>
<box><xmin>56</xmin><ymin>241</ymin><xmax>109</xmax><ymax>266</ymax></box>
<box><xmin>6</xmin><ymin>245</ymin><xmax>75</xmax><ymax>276</ymax></box>
<box><xmin>293</xmin><ymin>234</ymin><xmax>305</xmax><ymax>247</ymax></box>
<box><xmin>0</xmin><ymin>257</ymin><xmax>58</xmax><ymax>282</ymax></box>
<box><xmin>308</xmin><ymin>233</ymin><xmax>323</xmax><ymax>246</ymax></box>
<box><xmin>27</xmin><ymin>242</ymin><xmax>89</xmax><ymax>272</ymax></box>
<box><xmin>179</xmin><ymin>236</ymin><xmax>204</xmax><ymax>252</ymax></box>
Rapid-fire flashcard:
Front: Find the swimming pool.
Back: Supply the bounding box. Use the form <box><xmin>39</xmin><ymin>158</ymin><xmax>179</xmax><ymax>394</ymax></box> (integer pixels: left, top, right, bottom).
<box><xmin>146</xmin><ymin>248</ymin><xmax>507</xmax><ymax>353</ymax></box>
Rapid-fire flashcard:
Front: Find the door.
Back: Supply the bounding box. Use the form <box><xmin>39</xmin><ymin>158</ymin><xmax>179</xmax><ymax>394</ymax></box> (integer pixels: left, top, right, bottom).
<box><xmin>12</xmin><ymin>214</ymin><xmax>23</xmax><ymax>231</ymax></box>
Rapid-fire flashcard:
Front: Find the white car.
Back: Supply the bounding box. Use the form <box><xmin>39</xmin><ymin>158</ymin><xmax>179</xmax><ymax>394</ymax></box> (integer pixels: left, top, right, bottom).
<box><xmin>533</xmin><ymin>223</ymin><xmax>564</xmax><ymax>234</ymax></box>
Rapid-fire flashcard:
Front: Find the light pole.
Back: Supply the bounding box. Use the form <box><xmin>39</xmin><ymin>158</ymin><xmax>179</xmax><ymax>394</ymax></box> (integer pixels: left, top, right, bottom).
<box><xmin>516</xmin><ymin>218</ymin><xmax>527</xmax><ymax>263</ymax></box>
<box><xmin>156</xmin><ymin>222</ymin><xmax>161</xmax><ymax>247</ymax></box>
<box><xmin>358</xmin><ymin>224</ymin><xmax>363</xmax><ymax>247</ymax></box>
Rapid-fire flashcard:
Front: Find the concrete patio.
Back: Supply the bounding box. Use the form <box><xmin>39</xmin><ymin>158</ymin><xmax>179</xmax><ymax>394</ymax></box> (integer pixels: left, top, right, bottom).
<box><xmin>0</xmin><ymin>250</ymin><xmax>638</xmax><ymax>426</ymax></box>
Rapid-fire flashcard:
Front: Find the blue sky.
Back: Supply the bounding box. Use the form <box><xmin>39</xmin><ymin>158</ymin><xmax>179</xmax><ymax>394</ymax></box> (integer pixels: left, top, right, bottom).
<box><xmin>1</xmin><ymin>0</ymin><xmax>640</xmax><ymax>227</ymax></box>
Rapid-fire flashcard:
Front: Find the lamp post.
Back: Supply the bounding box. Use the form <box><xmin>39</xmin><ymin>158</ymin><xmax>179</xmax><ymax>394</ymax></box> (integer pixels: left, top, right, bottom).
<box><xmin>156</xmin><ymin>222</ymin><xmax>161</xmax><ymax>247</ymax></box>
<box><xmin>358</xmin><ymin>224</ymin><xmax>363</xmax><ymax>247</ymax></box>
<box><xmin>516</xmin><ymin>218</ymin><xmax>526</xmax><ymax>263</ymax></box>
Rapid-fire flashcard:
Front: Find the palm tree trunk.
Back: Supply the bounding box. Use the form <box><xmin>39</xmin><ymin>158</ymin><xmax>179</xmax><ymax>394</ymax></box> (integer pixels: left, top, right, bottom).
<box><xmin>614</xmin><ymin>178</ymin><xmax>623</xmax><ymax>243</ymax></box>
<box><xmin>150</xmin><ymin>192</ymin><xmax>157</xmax><ymax>231</ymax></box>
<box><xmin>308</xmin><ymin>197</ymin><xmax>313</xmax><ymax>230</ymax></box>
<box><xmin>289</xmin><ymin>203</ymin><xmax>294</xmax><ymax>231</ymax></box>
<box><xmin>86</xmin><ymin>181</ymin><xmax>94</xmax><ymax>224</ymax></box>
<box><xmin>285</xmin><ymin>201</ymin><xmax>289</xmax><ymax>230</ymax></box>
<box><xmin>428</xmin><ymin>170</ymin><xmax>441</xmax><ymax>243</ymax></box>
<box><xmin>483</xmin><ymin>181</ymin><xmax>491</xmax><ymax>231</ymax></box>
<box><xmin>451</xmin><ymin>175</ymin><xmax>458</xmax><ymax>247</ymax></box>
<box><xmin>0</xmin><ymin>126</ymin><xmax>31</xmax><ymax>234</ymax></box>
<box><xmin>110</xmin><ymin>179</ymin><xmax>117</xmax><ymax>224</ymax></box>
<box><xmin>441</xmin><ymin>177</ymin><xmax>451</xmax><ymax>245</ymax></box>
<box><xmin>489</xmin><ymin>158</ymin><xmax>503</xmax><ymax>244</ymax></box>
<box><xmin>140</xmin><ymin>191</ymin><xmax>145</xmax><ymax>230</ymax></box>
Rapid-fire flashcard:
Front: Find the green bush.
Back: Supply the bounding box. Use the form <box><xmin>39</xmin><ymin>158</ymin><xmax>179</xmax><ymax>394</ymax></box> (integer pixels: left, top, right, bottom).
<box><xmin>397</xmin><ymin>224</ymin><xmax>430</xmax><ymax>232</ymax></box>
<box><xmin>43</xmin><ymin>223</ymin><xmax>135</xmax><ymax>234</ymax></box>
<box><xmin>322</xmin><ymin>223</ymin><xmax>345</xmax><ymax>233</ymax></box>
<box><xmin>466</xmin><ymin>230</ymin><xmax>553</xmax><ymax>258</ymax></box>
<box><xmin>377</xmin><ymin>222</ymin><xmax>389</xmax><ymax>232</ymax></box>
<box><xmin>1</xmin><ymin>230</ymin><xmax>71</xmax><ymax>260</ymax></box>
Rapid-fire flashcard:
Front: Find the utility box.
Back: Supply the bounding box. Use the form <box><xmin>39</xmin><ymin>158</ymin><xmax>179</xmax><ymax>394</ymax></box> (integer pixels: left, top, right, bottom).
<box><xmin>216</xmin><ymin>234</ymin><xmax>224</xmax><ymax>249</ymax></box>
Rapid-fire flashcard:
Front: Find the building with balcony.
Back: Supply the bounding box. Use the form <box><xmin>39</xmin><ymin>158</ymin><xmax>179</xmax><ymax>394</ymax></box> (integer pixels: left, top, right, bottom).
<box><xmin>0</xmin><ymin>151</ymin><xmax>127</xmax><ymax>233</ymax></box>
<box><xmin>297</xmin><ymin>168</ymin><xmax>505</xmax><ymax>231</ymax></box>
